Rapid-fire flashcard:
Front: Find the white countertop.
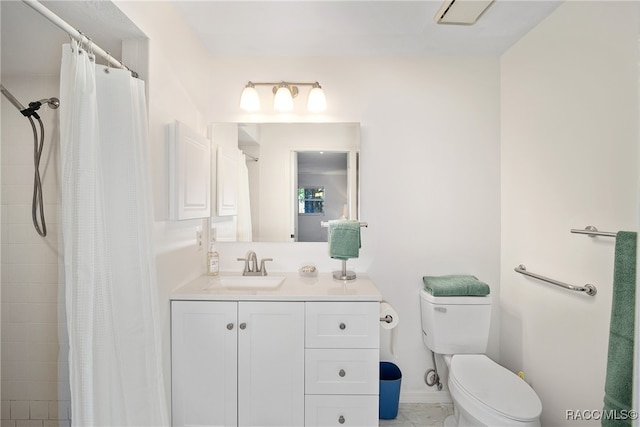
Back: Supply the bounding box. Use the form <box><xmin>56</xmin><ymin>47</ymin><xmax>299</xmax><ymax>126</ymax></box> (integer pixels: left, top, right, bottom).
<box><xmin>171</xmin><ymin>272</ymin><xmax>382</xmax><ymax>302</ymax></box>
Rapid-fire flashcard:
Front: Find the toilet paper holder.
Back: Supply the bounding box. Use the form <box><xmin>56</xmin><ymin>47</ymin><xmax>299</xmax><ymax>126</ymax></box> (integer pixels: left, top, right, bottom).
<box><xmin>380</xmin><ymin>314</ymin><xmax>394</xmax><ymax>323</ymax></box>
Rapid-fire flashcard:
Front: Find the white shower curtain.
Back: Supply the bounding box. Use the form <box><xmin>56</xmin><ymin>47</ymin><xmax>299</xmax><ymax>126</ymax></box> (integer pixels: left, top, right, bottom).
<box><xmin>59</xmin><ymin>41</ymin><xmax>169</xmax><ymax>426</ymax></box>
<box><xmin>237</xmin><ymin>150</ymin><xmax>253</xmax><ymax>241</ymax></box>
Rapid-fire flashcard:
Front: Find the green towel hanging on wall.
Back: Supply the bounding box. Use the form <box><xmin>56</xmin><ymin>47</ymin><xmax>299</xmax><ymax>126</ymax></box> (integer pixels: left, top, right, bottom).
<box><xmin>602</xmin><ymin>231</ymin><xmax>636</xmax><ymax>427</ymax></box>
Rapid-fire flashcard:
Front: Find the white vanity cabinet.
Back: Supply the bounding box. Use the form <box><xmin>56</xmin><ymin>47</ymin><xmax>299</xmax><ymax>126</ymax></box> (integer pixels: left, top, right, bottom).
<box><xmin>171</xmin><ymin>300</ymin><xmax>305</xmax><ymax>427</ymax></box>
<box><xmin>170</xmin><ymin>273</ymin><xmax>382</xmax><ymax>427</ymax></box>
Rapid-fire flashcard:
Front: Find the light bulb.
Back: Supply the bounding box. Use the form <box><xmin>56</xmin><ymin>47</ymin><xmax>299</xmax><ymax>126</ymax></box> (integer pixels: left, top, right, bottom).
<box><xmin>240</xmin><ymin>83</ymin><xmax>260</xmax><ymax>112</ymax></box>
<box><xmin>307</xmin><ymin>83</ymin><xmax>326</xmax><ymax>112</ymax></box>
<box><xmin>273</xmin><ymin>85</ymin><xmax>294</xmax><ymax>112</ymax></box>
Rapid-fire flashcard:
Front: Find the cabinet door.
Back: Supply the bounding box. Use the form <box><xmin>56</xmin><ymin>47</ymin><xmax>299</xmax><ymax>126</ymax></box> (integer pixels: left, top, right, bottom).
<box><xmin>211</xmin><ymin>123</ymin><xmax>239</xmax><ymax>217</ymax></box>
<box><xmin>216</xmin><ymin>145</ymin><xmax>238</xmax><ymax>217</ymax></box>
<box><xmin>167</xmin><ymin>121</ymin><xmax>211</xmax><ymax>220</ymax></box>
<box><xmin>238</xmin><ymin>302</ymin><xmax>305</xmax><ymax>427</ymax></box>
<box><xmin>171</xmin><ymin>301</ymin><xmax>237</xmax><ymax>427</ymax></box>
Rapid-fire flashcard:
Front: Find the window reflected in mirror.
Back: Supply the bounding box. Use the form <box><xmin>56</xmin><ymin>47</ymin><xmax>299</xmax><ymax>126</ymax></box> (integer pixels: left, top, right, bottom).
<box><xmin>298</xmin><ymin>187</ymin><xmax>325</xmax><ymax>214</ymax></box>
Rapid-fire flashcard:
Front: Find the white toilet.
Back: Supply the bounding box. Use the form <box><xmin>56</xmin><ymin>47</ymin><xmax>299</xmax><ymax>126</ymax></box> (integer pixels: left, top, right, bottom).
<box><xmin>420</xmin><ymin>289</ymin><xmax>542</xmax><ymax>427</ymax></box>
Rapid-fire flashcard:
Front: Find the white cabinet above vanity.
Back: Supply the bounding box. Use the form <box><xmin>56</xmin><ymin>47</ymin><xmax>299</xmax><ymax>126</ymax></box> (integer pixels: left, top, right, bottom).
<box><xmin>170</xmin><ymin>273</ymin><xmax>382</xmax><ymax>427</ymax></box>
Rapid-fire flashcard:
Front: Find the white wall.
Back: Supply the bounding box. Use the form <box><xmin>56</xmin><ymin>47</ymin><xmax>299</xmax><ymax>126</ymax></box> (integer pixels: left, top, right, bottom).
<box><xmin>500</xmin><ymin>2</ymin><xmax>638</xmax><ymax>426</ymax></box>
<box><xmin>207</xmin><ymin>56</ymin><xmax>502</xmax><ymax>402</ymax></box>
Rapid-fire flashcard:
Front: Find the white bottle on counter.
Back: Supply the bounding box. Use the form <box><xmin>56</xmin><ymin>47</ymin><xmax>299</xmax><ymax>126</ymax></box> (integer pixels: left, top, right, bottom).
<box><xmin>207</xmin><ymin>243</ymin><xmax>219</xmax><ymax>276</ymax></box>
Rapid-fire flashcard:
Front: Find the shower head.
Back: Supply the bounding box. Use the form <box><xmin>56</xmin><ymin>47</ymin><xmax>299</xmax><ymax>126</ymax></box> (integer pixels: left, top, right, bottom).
<box><xmin>36</xmin><ymin>98</ymin><xmax>60</xmax><ymax>110</ymax></box>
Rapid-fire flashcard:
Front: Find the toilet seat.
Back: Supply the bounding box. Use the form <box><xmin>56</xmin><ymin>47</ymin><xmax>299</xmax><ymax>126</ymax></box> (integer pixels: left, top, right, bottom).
<box><xmin>449</xmin><ymin>354</ymin><xmax>542</xmax><ymax>422</ymax></box>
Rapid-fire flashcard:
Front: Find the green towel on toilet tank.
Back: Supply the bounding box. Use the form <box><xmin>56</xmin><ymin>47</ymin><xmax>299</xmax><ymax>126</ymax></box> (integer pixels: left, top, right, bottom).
<box><xmin>422</xmin><ymin>275</ymin><xmax>491</xmax><ymax>296</ymax></box>
<box><xmin>328</xmin><ymin>220</ymin><xmax>361</xmax><ymax>260</ymax></box>
<box><xmin>602</xmin><ymin>231</ymin><xmax>637</xmax><ymax>427</ymax></box>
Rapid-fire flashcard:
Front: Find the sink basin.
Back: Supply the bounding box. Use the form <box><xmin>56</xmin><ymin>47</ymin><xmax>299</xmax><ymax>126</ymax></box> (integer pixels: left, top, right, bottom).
<box><xmin>219</xmin><ymin>275</ymin><xmax>286</xmax><ymax>289</ymax></box>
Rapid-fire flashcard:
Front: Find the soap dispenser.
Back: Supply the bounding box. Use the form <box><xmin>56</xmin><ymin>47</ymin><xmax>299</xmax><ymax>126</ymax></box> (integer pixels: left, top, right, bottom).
<box><xmin>207</xmin><ymin>243</ymin><xmax>219</xmax><ymax>276</ymax></box>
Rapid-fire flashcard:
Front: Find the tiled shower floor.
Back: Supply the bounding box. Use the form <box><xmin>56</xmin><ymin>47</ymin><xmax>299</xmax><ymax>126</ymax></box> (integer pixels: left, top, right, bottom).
<box><xmin>379</xmin><ymin>403</ymin><xmax>454</xmax><ymax>427</ymax></box>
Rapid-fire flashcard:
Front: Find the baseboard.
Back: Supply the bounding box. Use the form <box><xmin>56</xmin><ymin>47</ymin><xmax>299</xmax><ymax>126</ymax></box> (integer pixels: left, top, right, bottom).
<box><xmin>399</xmin><ymin>390</ymin><xmax>453</xmax><ymax>404</ymax></box>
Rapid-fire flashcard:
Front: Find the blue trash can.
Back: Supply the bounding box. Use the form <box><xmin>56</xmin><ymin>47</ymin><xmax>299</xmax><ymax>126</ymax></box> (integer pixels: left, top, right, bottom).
<box><xmin>379</xmin><ymin>362</ymin><xmax>402</xmax><ymax>419</ymax></box>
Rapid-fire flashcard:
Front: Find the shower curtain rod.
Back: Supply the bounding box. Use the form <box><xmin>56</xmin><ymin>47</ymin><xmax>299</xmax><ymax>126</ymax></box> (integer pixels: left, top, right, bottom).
<box><xmin>22</xmin><ymin>0</ymin><xmax>138</xmax><ymax>77</ymax></box>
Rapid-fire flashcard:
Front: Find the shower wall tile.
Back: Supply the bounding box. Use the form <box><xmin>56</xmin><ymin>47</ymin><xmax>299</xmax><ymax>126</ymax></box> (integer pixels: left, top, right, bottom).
<box><xmin>26</xmin><ymin>342</ymin><xmax>59</xmax><ymax>363</ymax></box>
<box><xmin>2</xmin><ymin>284</ymin><xmax>31</xmax><ymax>303</ymax></box>
<box><xmin>29</xmin><ymin>286</ymin><xmax>59</xmax><ymax>304</ymax></box>
<box><xmin>3</xmin><ymin>145</ymin><xmax>33</xmax><ymax>167</ymax></box>
<box><xmin>2</xmin><ymin>185</ymin><xmax>33</xmax><ymax>205</ymax></box>
<box><xmin>7</xmin><ymin>206</ymin><xmax>34</xmax><ymax>224</ymax></box>
<box><xmin>28</xmin><ymin>401</ymin><xmax>48</xmax><ymax>419</ymax></box>
<box><xmin>2</xmin><ymin>77</ymin><xmax>66</xmax><ymax>416</ymax></box>
<box><xmin>6</xmin><ymin>265</ymin><xmax>59</xmax><ymax>284</ymax></box>
<box><xmin>1</xmin><ymin>382</ymin><xmax>29</xmax><ymax>400</ymax></box>
<box><xmin>43</xmin><ymin>422</ymin><xmax>70</xmax><ymax>427</ymax></box>
<box><xmin>9</xmin><ymin>402</ymin><xmax>28</xmax><ymax>419</ymax></box>
<box><xmin>15</xmin><ymin>420</ymin><xmax>43</xmax><ymax>427</ymax></box>
<box><xmin>4</xmin><ymin>245</ymin><xmax>59</xmax><ymax>265</ymax></box>
<box><xmin>1</xmin><ymin>322</ymin><xmax>27</xmax><ymax>342</ymax></box>
<box><xmin>1</xmin><ymin>166</ymin><xmax>32</xmax><ymax>186</ymax></box>
<box><xmin>6</xmin><ymin>225</ymin><xmax>58</xmax><ymax>245</ymax></box>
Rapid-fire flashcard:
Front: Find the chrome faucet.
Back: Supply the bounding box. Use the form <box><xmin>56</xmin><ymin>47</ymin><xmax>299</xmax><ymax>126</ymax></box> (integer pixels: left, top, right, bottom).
<box><xmin>237</xmin><ymin>250</ymin><xmax>273</xmax><ymax>276</ymax></box>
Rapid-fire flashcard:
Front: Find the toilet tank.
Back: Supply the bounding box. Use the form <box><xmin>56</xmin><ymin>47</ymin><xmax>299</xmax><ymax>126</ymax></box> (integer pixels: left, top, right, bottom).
<box><xmin>420</xmin><ymin>289</ymin><xmax>492</xmax><ymax>355</ymax></box>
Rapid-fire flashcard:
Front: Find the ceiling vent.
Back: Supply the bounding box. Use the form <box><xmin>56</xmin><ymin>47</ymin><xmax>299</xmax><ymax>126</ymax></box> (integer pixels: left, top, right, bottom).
<box><xmin>434</xmin><ymin>0</ymin><xmax>495</xmax><ymax>25</ymax></box>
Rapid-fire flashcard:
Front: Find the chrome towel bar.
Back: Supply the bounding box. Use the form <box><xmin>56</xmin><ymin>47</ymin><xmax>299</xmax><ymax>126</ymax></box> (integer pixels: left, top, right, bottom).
<box><xmin>514</xmin><ymin>264</ymin><xmax>597</xmax><ymax>296</ymax></box>
<box><xmin>321</xmin><ymin>221</ymin><xmax>368</xmax><ymax>228</ymax></box>
<box><xmin>571</xmin><ymin>226</ymin><xmax>616</xmax><ymax>238</ymax></box>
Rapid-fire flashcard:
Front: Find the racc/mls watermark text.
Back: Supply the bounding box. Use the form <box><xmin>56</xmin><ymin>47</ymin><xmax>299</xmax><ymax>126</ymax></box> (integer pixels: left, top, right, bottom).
<box><xmin>566</xmin><ymin>410</ymin><xmax>638</xmax><ymax>421</ymax></box>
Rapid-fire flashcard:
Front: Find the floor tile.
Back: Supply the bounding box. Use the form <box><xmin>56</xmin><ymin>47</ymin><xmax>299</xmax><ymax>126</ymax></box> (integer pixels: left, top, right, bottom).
<box><xmin>379</xmin><ymin>403</ymin><xmax>454</xmax><ymax>427</ymax></box>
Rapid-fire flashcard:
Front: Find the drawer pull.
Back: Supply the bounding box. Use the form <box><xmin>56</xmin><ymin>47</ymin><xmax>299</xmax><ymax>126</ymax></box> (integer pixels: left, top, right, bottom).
<box><xmin>226</xmin><ymin>323</ymin><xmax>234</xmax><ymax>330</ymax></box>
<box><xmin>339</xmin><ymin>322</ymin><xmax>346</xmax><ymax>330</ymax></box>
<box><xmin>338</xmin><ymin>415</ymin><xmax>345</xmax><ymax>424</ymax></box>
<box><xmin>338</xmin><ymin>369</ymin><xmax>346</xmax><ymax>377</ymax></box>
<box><xmin>239</xmin><ymin>322</ymin><xmax>247</xmax><ymax>330</ymax></box>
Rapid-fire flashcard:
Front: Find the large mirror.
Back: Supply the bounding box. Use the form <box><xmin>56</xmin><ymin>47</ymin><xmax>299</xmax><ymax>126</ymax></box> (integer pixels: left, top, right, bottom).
<box><xmin>210</xmin><ymin>122</ymin><xmax>360</xmax><ymax>243</ymax></box>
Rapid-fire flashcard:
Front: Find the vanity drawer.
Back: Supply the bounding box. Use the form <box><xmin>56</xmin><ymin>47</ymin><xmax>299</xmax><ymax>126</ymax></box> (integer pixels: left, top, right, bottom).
<box><xmin>305</xmin><ymin>348</ymin><xmax>379</xmax><ymax>395</ymax></box>
<box><xmin>305</xmin><ymin>395</ymin><xmax>378</xmax><ymax>427</ymax></box>
<box><xmin>305</xmin><ymin>302</ymin><xmax>379</xmax><ymax>349</ymax></box>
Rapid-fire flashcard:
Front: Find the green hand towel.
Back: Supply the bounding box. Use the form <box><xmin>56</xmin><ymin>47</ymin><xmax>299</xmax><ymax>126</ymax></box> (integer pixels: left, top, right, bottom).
<box><xmin>603</xmin><ymin>231</ymin><xmax>637</xmax><ymax>427</ymax></box>
<box><xmin>328</xmin><ymin>220</ymin><xmax>361</xmax><ymax>260</ymax></box>
<box><xmin>422</xmin><ymin>275</ymin><xmax>491</xmax><ymax>296</ymax></box>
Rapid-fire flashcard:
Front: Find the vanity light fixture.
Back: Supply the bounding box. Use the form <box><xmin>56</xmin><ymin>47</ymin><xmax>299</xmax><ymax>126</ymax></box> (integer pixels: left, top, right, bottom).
<box><xmin>240</xmin><ymin>81</ymin><xmax>326</xmax><ymax>112</ymax></box>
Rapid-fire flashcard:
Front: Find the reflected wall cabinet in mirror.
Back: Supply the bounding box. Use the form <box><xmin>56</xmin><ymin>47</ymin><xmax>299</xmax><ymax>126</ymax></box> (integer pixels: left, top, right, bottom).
<box><xmin>209</xmin><ymin>123</ymin><xmax>360</xmax><ymax>243</ymax></box>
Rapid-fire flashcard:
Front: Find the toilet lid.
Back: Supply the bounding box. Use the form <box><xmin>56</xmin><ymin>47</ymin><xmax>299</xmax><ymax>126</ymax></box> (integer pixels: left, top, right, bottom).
<box><xmin>449</xmin><ymin>355</ymin><xmax>542</xmax><ymax>421</ymax></box>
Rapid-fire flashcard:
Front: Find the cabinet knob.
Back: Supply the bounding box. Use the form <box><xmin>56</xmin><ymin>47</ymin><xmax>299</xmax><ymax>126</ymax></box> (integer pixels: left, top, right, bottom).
<box><xmin>226</xmin><ymin>323</ymin><xmax>234</xmax><ymax>330</ymax></box>
<box><xmin>339</xmin><ymin>322</ymin><xmax>346</xmax><ymax>330</ymax></box>
<box><xmin>338</xmin><ymin>415</ymin><xmax>345</xmax><ymax>424</ymax></box>
<box><xmin>338</xmin><ymin>369</ymin><xmax>346</xmax><ymax>377</ymax></box>
<box><xmin>239</xmin><ymin>322</ymin><xmax>247</xmax><ymax>330</ymax></box>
